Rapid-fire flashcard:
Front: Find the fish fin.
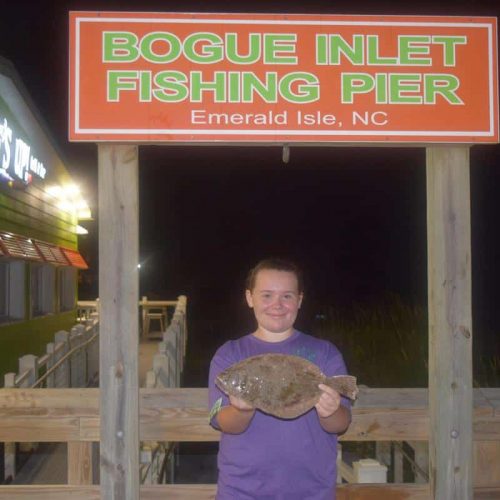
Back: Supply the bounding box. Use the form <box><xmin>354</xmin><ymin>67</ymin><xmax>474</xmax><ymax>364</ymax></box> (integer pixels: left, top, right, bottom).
<box><xmin>324</xmin><ymin>375</ymin><xmax>359</xmax><ymax>400</ymax></box>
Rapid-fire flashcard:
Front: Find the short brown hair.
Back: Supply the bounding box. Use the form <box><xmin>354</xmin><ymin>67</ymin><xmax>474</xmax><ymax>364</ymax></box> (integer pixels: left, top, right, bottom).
<box><xmin>246</xmin><ymin>258</ymin><xmax>304</xmax><ymax>293</ymax></box>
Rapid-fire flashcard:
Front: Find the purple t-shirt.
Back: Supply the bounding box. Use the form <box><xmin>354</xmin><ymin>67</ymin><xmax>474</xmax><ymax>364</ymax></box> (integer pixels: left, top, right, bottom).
<box><xmin>208</xmin><ymin>330</ymin><xmax>350</xmax><ymax>500</ymax></box>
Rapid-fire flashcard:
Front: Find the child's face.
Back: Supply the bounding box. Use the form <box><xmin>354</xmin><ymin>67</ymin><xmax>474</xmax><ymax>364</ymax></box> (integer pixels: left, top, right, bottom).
<box><xmin>245</xmin><ymin>269</ymin><xmax>303</xmax><ymax>335</ymax></box>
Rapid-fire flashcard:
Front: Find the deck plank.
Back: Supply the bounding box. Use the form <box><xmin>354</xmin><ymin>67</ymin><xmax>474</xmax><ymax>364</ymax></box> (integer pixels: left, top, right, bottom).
<box><xmin>0</xmin><ymin>484</ymin><xmax>498</xmax><ymax>499</ymax></box>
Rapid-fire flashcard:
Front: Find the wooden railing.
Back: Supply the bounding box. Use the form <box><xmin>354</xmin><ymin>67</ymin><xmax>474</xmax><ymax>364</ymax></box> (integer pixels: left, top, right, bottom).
<box><xmin>2</xmin><ymin>319</ymin><xmax>100</xmax><ymax>482</ymax></box>
<box><xmin>140</xmin><ymin>296</ymin><xmax>188</xmax><ymax>484</ymax></box>
<box><xmin>0</xmin><ymin>386</ymin><xmax>499</xmax><ymax>499</ymax></box>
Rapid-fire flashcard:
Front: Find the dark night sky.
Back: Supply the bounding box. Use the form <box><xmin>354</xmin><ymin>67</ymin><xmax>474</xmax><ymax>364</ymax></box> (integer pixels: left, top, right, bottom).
<box><xmin>1</xmin><ymin>0</ymin><xmax>499</xmax><ymax>361</ymax></box>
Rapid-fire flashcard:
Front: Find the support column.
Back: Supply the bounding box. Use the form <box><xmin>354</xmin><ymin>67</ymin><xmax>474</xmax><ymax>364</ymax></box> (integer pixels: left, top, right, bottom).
<box><xmin>427</xmin><ymin>146</ymin><xmax>472</xmax><ymax>499</ymax></box>
<box><xmin>98</xmin><ymin>145</ymin><xmax>139</xmax><ymax>500</ymax></box>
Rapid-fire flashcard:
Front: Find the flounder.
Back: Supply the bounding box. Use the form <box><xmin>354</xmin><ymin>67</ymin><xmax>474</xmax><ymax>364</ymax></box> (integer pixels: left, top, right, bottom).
<box><xmin>215</xmin><ymin>353</ymin><xmax>358</xmax><ymax>419</ymax></box>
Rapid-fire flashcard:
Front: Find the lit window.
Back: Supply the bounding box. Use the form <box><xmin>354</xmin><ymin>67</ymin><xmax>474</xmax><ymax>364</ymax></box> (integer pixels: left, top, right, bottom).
<box><xmin>0</xmin><ymin>260</ymin><xmax>26</xmax><ymax>323</ymax></box>
<box><xmin>59</xmin><ymin>267</ymin><xmax>76</xmax><ymax>312</ymax></box>
<box><xmin>31</xmin><ymin>263</ymin><xmax>55</xmax><ymax>317</ymax></box>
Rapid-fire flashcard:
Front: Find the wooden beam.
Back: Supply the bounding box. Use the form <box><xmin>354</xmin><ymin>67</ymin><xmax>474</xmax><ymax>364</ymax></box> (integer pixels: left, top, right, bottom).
<box><xmin>427</xmin><ymin>146</ymin><xmax>472</xmax><ymax>499</ymax></box>
<box><xmin>98</xmin><ymin>145</ymin><xmax>139</xmax><ymax>500</ymax></box>
<box><xmin>0</xmin><ymin>388</ymin><xmax>498</xmax><ymax>443</ymax></box>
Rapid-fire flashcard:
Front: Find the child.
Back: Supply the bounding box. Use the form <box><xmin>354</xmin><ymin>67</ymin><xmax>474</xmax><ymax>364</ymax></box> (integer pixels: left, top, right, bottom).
<box><xmin>209</xmin><ymin>258</ymin><xmax>352</xmax><ymax>499</ymax></box>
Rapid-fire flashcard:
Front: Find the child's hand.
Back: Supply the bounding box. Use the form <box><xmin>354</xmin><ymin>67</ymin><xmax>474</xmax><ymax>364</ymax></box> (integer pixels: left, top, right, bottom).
<box><xmin>229</xmin><ymin>394</ymin><xmax>254</xmax><ymax>412</ymax></box>
<box><xmin>315</xmin><ymin>384</ymin><xmax>341</xmax><ymax>418</ymax></box>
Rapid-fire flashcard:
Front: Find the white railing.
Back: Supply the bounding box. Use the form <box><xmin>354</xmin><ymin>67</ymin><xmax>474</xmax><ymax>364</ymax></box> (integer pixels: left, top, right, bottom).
<box><xmin>2</xmin><ymin>318</ymin><xmax>99</xmax><ymax>482</ymax></box>
<box><xmin>141</xmin><ymin>295</ymin><xmax>188</xmax><ymax>484</ymax></box>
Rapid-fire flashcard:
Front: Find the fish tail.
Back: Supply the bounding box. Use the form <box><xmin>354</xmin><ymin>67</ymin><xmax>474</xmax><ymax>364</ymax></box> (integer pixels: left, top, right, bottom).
<box><xmin>324</xmin><ymin>375</ymin><xmax>359</xmax><ymax>400</ymax></box>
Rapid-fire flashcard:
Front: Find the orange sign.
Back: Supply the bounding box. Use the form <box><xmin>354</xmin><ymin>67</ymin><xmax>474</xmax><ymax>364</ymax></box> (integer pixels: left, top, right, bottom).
<box><xmin>69</xmin><ymin>12</ymin><xmax>498</xmax><ymax>144</ymax></box>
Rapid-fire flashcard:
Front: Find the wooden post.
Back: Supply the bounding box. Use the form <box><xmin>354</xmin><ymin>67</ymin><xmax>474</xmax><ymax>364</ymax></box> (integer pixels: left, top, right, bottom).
<box><xmin>68</xmin><ymin>442</ymin><xmax>93</xmax><ymax>485</ymax></box>
<box><xmin>46</xmin><ymin>343</ymin><xmax>55</xmax><ymax>388</ymax></box>
<box><xmin>3</xmin><ymin>373</ymin><xmax>16</xmax><ymax>481</ymax></box>
<box><xmin>18</xmin><ymin>355</ymin><xmax>38</xmax><ymax>453</ymax></box>
<box><xmin>427</xmin><ymin>146</ymin><xmax>472</xmax><ymax>499</ymax></box>
<box><xmin>54</xmin><ymin>330</ymin><xmax>70</xmax><ymax>388</ymax></box>
<box><xmin>393</xmin><ymin>442</ymin><xmax>404</xmax><ymax>483</ymax></box>
<box><xmin>98</xmin><ymin>145</ymin><xmax>139</xmax><ymax>500</ymax></box>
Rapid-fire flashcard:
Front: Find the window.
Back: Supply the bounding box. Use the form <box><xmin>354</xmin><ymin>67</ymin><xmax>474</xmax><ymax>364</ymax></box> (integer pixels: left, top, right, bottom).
<box><xmin>0</xmin><ymin>263</ymin><xmax>7</xmax><ymax>320</ymax></box>
<box><xmin>0</xmin><ymin>260</ymin><xmax>26</xmax><ymax>323</ymax></box>
<box><xmin>31</xmin><ymin>263</ymin><xmax>55</xmax><ymax>317</ymax></box>
<box><xmin>59</xmin><ymin>267</ymin><xmax>76</xmax><ymax>312</ymax></box>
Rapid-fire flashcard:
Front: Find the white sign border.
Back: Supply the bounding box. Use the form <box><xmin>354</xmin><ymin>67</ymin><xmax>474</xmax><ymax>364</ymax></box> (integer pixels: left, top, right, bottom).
<box><xmin>72</xmin><ymin>15</ymin><xmax>498</xmax><ymax>140</ymax></box>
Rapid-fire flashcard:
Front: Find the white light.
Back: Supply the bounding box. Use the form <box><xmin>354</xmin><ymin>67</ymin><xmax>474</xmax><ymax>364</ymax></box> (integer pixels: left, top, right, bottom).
<box><xmin>63</xmin><ymin>184</ymin><xmax>80</xmax><ymax>197</ymax></box>
<box><xmin>77</xmin><ymin>208</ymin><xmax>92</xmax><ymax>220</ymax></box>
<box><xmin>75</xmin><ymin>200</ymin><xmax>88</xmax><ymax>210</ymax></box>
<box><xmin>57</xmin><ymin>200</ymin><xmax>73</xmax><ymax>212</ymax></box>
<box><xmin>46</xmin><ymin>185</ymin><xmax>63</xmax><ymax>198</ymax></box>
<box><xmin>137</xmin><ymin>264</ymin><xmax>142</xmax><ymax>269</ymax></box>
<box><xmin>48</xmin><ymin>183</ymin><xmax>91</xmax><ymax>220</ymax></box>
<box><xmin>76</xmin><ymin>225</ymin><xmax>88</xmax><ymax>235</ymax></box>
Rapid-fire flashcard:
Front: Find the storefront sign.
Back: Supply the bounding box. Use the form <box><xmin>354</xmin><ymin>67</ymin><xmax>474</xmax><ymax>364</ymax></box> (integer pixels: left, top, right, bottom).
<box><xmin>69</xmin><ymin>12</ymin><xmax>498</xmax><ymax>143</ymax></box>
<box><xmin>0</xmin><ymin>115</ymin><xmax>46</xmax><ymax>184</ymax></box>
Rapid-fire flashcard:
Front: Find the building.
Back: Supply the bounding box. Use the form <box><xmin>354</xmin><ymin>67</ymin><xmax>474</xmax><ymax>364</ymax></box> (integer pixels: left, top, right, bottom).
<box><xmin>0</xmin><ymin>56</ymin><xmax>90</xmax><ymax>382</ymax></box>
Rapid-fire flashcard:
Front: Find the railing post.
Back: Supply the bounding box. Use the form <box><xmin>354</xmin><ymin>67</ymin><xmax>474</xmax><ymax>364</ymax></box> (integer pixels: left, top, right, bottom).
<box><xmin>46</xmin><ymin>342</ymin><xmax>56</xmax><ymax>388</ymax></box>
<box><xmin>3</xmin><ymin>373</ymin><xmax>16</xmax><ymax>481</ymax></box>
<box><xmin>18</xmin><ymin>355</ymin><xmax>39</xmax><ymax>453</ymax></box>
<box><xmin>54</xmin><ymin>330</ymin><xmax>70</xmax><ymax>388</ymax></box>
<box><xmin>393</xmin><ymin>442</ymin><xmax>404</xmax><ymax>483</ymax></box>
<box><xmin>164</xmin><ymin>329</ymin><xmax>178</xmax><ymax>388</ymax></box>
<box><xmin>19</xmin><ymin>354</ymin><xmax>38</xmax><ymax>387</ymax></box>
<box><xmin>178</xmin><ymin>295</ymin><xmax>188</xmax><ymax>360</ymax></box>
<box><xmin>153</xmin><ymin>354</ymin><xmax>170</xmax><ymax>388</ymax></box>
<box><xmin>87</xmin><ymin>321</ymin><xmax>100</xmax><ymax>386</ymax></box>
<box><xmin>141</xmin><ymin>296</ymin><xmax>148</xmax><ymax>338</ymax></box>
<box><xmin>70</xmin><ymin>325</ymin><xmax>86</xmax><ymax>387</ymax></box>
<box><xmin>336</xmin><ymin>444</ymin><xmax>343</xmax><ymax>484</ymax></box>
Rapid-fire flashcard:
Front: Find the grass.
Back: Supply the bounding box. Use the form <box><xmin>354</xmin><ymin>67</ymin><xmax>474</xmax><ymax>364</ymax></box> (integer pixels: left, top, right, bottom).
<box><xmin>474</xmin><ymin>352</ymin><xmax>500</xmax><ymax>388</ymax></box>
<box><xmin>313</xmin><ymin>293</ymin><xmax>499</xmax><ymax>388</ymax></box>
<box><xmin>313</xmin><ymin>294</ymin><xmax>428</xmax><ymax>388</ymax></box>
